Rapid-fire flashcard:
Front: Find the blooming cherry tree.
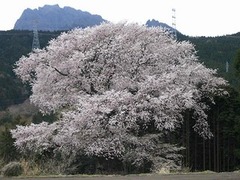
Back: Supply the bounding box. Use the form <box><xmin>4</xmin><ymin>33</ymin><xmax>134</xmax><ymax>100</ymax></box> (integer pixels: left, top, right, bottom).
<box><xmin>11</xmin><ymin>22</ymin><xmax>227</xmax><ymax>171</ymax></box>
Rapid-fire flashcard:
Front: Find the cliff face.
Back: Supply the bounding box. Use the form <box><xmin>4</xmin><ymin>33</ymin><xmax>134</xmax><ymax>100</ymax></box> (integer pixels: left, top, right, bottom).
<box><xmin>14</xmin><ymin>4</ymin><xmax>106</xmax><ymax>31</ymax></box>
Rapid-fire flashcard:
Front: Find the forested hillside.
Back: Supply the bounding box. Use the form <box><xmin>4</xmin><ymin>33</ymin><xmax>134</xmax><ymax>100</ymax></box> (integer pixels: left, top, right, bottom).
<box><xmin>0</xmin><ymin>29</ymin><xmax>240</xmax><ymax>174</ymax></box>
<box><xmin>181</xmin><ymin>33</ymin><xmax>240</xmax><ymax>88</ymax></box>
<box><xmin>0</xmin><ymin>30</ymin><xmax>61</xmax><ymax>109</ymax></box>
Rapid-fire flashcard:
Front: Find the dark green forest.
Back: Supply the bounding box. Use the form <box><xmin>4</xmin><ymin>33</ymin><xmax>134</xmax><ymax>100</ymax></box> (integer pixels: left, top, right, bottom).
<box><xmin>0</xmin><ymin>30</ymin><xmax>62</xmax><ymax>109</ymax></box>
<box><xmin>0</xmin><ymin>30</ymin><xmax>240</xmax><ymax>174</ymax></box>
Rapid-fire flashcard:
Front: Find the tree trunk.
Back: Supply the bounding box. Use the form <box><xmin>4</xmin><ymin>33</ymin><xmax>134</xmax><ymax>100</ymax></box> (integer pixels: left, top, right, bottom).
<box><xmin>217</xmin><ymin>119</ymin><xmax>220</xmax><ymax>172</ymax></box>
<box><xmin>208</xmin><ymin>139</ymin><xmax>211</xmax><ymax>170</ymax></box>
<box><xmin>223</xmin><ymin>138</ymin><xmax>225</xmax><ymax>172</ymax></box>
<box><xmin>213</xmin><ymin>117</ymin><xmax>217</xmax><ymax>172</ymax></box>
<box><xmin>194</xmin><ymin>134</ymin><xmax>197</xmax><ymax>170</ymax></box>
<box><xmin>186</xmin><ymin>111</ymin><xmax>190</xmax><ymax>168</ymax></box>
<box><xmin>203</xmin><ymin>139</ymin><xmax>206</xmax><ymax>171</ymax></box>
<box><xmin>227</xmin><ymin>137</ymin><xmax>230</xmax><ymax>171</ymax></box>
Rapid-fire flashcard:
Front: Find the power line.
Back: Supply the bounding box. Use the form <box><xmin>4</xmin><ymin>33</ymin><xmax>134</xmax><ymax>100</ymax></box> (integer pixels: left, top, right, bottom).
<box><xmin>0</xmin><ymin>32</ymin><xmax>61</xmax><ymax>36</ymax></box>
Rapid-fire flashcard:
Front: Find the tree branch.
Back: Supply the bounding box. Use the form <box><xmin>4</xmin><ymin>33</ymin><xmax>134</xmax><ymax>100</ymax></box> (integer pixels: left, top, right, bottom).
<box><xmin>53</xmin><ymin>67</ymin><xmax>68</xmax><ymax>76</ymax></box>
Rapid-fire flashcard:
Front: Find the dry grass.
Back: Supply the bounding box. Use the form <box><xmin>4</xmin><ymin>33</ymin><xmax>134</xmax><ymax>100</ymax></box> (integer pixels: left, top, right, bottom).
<box><xmin>20</xmin><ymin>159</ymin><xmax>42</xmax><ymax>176</ymax></box>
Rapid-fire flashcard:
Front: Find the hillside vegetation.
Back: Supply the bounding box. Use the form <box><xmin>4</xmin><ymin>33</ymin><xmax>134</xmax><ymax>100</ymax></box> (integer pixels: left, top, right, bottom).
<box><xmin>0</xmin><ymin>30</ymin><xmax>61</xmax><ymax>109</ymax></box>
<box><xmin>0</xmin><ymin>29</ymin><xmax>240</xmax><ymax>175</ymax></box>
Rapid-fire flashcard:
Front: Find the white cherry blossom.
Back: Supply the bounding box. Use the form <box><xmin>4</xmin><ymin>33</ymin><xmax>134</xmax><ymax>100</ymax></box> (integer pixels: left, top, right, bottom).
<box><xmin>12</xmin><ymin>22</ymin><xmax>227</xmax><ymax>169</ymax></box>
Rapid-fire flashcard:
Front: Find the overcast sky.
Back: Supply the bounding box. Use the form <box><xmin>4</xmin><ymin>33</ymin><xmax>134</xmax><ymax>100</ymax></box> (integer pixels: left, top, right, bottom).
<box><xmin>0</xmin><ymin>0</ymin><xmax>239</xmax><ymax>37</ymax></box>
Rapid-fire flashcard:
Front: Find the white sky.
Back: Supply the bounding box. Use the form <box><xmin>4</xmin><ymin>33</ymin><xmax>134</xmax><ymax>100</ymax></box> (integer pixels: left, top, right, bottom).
<box><xmin>0</xmin><ymin>0</ymin><xmax>239</xmax><ymax>37</ymax></box>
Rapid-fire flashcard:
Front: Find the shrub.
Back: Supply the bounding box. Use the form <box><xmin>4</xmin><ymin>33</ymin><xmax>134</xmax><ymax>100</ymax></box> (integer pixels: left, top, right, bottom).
<box><xmin>1</xmin><ymin>161</ymin><xmax>23</xmax><ymax>177</ymax></box>
<box><xmin>0</xmin><ymin>128</ymin><xmax>20</xmax><ymax>163</ymax></box>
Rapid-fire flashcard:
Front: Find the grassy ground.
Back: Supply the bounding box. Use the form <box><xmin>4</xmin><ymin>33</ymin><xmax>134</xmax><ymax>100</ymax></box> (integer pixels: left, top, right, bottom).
<box><xmin>1</xmin><ymin>172</ymin><xmax>240</xmax><ymax>180</ymax></box>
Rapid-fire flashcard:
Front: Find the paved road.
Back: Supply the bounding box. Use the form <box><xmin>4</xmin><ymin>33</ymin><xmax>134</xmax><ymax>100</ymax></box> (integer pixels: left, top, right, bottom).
<box><xmin>1</xmin><ymin>172</ymin><xmax>240</xmax><ymax>180</ymax></box>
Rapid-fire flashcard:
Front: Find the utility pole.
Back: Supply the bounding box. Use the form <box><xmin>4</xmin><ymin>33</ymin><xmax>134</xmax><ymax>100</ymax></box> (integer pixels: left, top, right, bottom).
<box><xmin>172</xmin><ymin>8</ymin><xmax>177</xmax><ymax>40</ymax></box>
<box><xmin>226</xmin><ymin>61</ymin><xmax>229</xmax><ymax>73</ymax></box>
<box><xmin>32</xmin><ymin>20</ymin><xmax>40</xmax><ymax>50</ymax></box>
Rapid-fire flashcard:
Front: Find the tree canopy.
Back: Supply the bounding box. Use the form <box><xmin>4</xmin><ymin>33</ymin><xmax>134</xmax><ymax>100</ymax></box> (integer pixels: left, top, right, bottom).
<box><xmin>11</xmin><ymin>22</ymin><xmax>227</xmax><ymax>172</ymax></box>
